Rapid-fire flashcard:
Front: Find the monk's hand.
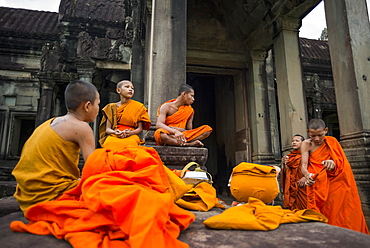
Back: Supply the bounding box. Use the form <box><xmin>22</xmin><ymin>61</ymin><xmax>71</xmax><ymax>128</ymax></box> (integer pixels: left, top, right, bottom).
<box><xmin>297</xmin><ymin>177</ymin><xmax>306</xmax><ymax>187</ymax></box>
<box><xmin>322</xmin><ymin>160</ymin><xmax>335</xmax><ymax>171</ymax></box>
<box><xmin>114</xmin><ymin>130</ymin><xmax>124</xmax><ymax>138</ymax></box>
<box><xmin>173</xmin><ymin>130</ymin><xmax>186</xmax><ymax>146</ymax></box>
<box><xmin>123</xmin><ymin>129</ymin><xmax>131</xmax><ymax>138</ymax></box>
<box><xmin>282</xmin><ymin>155</ymin><xmax>289</xmax><ymax>165</ymax></box>
<box><xmin>304</xmin><ymin>173</ymin><xmax>315</xmax><ymax>186</ymax></box>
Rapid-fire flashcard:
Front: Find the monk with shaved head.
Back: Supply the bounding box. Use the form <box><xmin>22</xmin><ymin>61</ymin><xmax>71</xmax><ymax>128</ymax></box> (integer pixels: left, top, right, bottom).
<box><xmin>154</xmin><ymin>84</ymin><xmax>212</xmax><ymax>147</ymax></box>
<box><xmin>301</xmin><ymin>118</ymin><xmax>368</xmax><ymax>234</ymax></box>
<box><xmin>12</xmin><ymin>80</ymin><xmax>100</xmax><ymax>212</ymax></box>
<box><xmin>99</xmin><ymin>80</ymin><xmax>151</xmax><ymax>148</ymax></box>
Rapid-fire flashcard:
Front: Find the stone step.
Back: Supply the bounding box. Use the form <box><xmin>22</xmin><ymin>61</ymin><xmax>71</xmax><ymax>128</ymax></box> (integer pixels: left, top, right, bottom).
<box><xmin>0</xmin><ymin>181</ymin><xmax>16</xmax><ymax>198</ymax></box>
<box><xmin>0</xmin><ymin>166</ymin><xmax>15</xmax><ymax>181</ymax></box>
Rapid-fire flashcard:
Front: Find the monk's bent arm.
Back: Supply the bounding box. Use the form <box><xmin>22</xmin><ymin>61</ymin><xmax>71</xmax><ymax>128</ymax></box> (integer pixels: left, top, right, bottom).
<box><xmin>105</xmin><ymin>119</ymin><xmax>118</xmax><ymax>135</ymax></box>
<box><xmin>156</xmin><ymin>105</ymin><xmax>178</xmax><ymax>134</ymax></box>
<box><xmin>300</xmin><ymin>141</ymin><xmax>311</xmax><ymax>178</ymax></box>
<box><xmin>128</xmin><ymin>122</ymin><xmax>143</xmax><ymax>136</ymax></box>
<box><xmin>186</xmin><ymin>113</ymin><xmax>194</xmax><ymax>130</ymax></box>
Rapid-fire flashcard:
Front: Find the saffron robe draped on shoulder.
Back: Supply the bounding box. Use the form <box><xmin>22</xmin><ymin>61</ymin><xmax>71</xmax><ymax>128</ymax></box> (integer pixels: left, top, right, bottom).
<box><xmin>306</xmin><ymin>136</ymin><xmax>369</xmax><ymax>234</ymax></box>
<box><xmin>282</xmin><ymin>150</ymin><xmax>307</xmax><ymax>210</ymax></box>
<box><xmin>10</xmin><ymin>146</ymin><xmax>195</xmax><ymax>248</ymax></box>
<box><xmin>99</xmin><ymin>100</ymin><xmax>151</xmax><ymax>147</ymax></box>
<box><xmin>229</xmin><ymin>163</ymin><xmax>279</xmax><ymax>204</ymax></box>
<box><xmin>12</xmin><ymin>118</ymin><xmax>80</xmax><ymax>212</ymax></box>
<box><xmin>154</xmin><ymin>99</ymin><xmax>212</xmax><ymax>145</ymax></box>
<box><xmin>203</xmin><ymin>197</ymin><xmax>328</xmax><ymax>231</ymax></box>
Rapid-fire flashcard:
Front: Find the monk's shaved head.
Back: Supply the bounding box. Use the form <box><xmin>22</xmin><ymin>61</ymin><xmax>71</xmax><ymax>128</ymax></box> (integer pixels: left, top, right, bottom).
<box><xmin>307</xmin><ymin>118</ymin><xmax>326</xmax><ymax>130</ymax></box>
<box><xmin>65</xmin><ymin>80</ymin><xmax>98</xmax><ymax>111</ymax></box>
<box><xmin>117</xmin><ymin>80</ymin><xmax>132</xmax><ymax>89</ymax></box>
<box><xmin>293</xmin><ymin>134</ymin><xmax>305</xmax><ymax>141</ymax></box>
<box><xmin>178</xmin><ymin>84</ymin><xmax>194</xmax><ymax>96</ymax></box>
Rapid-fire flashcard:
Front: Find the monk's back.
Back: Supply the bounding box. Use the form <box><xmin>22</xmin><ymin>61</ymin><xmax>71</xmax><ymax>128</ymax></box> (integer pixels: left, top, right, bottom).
<box><xmin>12</xmin><ymin>118</ymin><xmax>81</xmax><ymax>212</ymax></box>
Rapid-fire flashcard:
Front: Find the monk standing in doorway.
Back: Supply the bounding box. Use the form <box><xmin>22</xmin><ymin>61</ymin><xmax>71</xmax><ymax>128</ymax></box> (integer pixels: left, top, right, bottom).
<box><xmin>301</xmin><ymin>118</ymin><xmax>369</xmax><ymax>234</ymax></box>
<box><xmin>154</xmin><ymin>84</ymin><xmax>212</xmax><ymax>147</ymax></box>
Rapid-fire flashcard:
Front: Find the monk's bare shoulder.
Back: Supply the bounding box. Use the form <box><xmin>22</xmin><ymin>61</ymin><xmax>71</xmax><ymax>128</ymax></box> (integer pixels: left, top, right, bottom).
<box><xmin>51</xmin><ymin>115</ymin><xmax>92</xmax><ymax>142</ymax></box>
<box><xmin>161</xmin><ymin>102</ymin><xmax>177</xmax><ymax>116</ymax></box>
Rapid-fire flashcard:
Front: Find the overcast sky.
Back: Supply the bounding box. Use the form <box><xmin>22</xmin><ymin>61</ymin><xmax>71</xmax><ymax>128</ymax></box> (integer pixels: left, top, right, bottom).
<box><xmin>0</xmin><ymin>0</ymin><xmax>369</xmax><ymax>39</ymax></box>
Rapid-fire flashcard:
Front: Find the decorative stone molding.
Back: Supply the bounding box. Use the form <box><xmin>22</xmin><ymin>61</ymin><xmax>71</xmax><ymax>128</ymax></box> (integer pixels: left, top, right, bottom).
<box><xmin>340</xmin><ymin>131</ymin><xmax>370</xmax><ymax>148</ymax></box>
<box><xmin>275</xmin><ymin>16</ymin><xmax>302</xmax><ymax>34</ymax></box>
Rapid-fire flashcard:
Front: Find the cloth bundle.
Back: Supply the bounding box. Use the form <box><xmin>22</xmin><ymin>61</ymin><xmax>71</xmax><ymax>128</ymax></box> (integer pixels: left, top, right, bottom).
<box><xmin>204</xmin><ymin>197</ymin><xmax>328</xmax><ymax>231</ymax></box>
<box><xmin>229</xmin><ymin>162</ymin><xmax>280</xmax><ymax>204</ymax></box>
<box><xmin>10</xmin><ymin>146</ymin><xmax>195</xmax><ymax>248</ymax></box>
<box><xmin>174</xmin><ymin>162</ymin><xmax>224</xmax><ymax>211</ymax></box>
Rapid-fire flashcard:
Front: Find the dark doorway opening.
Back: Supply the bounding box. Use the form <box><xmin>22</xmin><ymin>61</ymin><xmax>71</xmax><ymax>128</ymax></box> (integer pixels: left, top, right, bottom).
<box><xmin>187</xmin><ymin>73</ymin><xmax>235</xmax><ymax>195</ymax></box>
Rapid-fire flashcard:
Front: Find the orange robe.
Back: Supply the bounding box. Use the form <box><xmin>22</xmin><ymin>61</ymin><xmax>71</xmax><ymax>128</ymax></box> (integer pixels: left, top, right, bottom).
<box><xmin>12</xmin><ymin>118</ymin><xmax>80</xmax><ymax>212</ymax></box>
<box><xmin>306</xmin><ymin>136</ymin><xmax>369</xmax><ymax>234</ymax></box>
<box><xmin>99</xmin><ymin>100</ymin><xmax>151</xmax><ymax>147</ymax></box>
<box><xmin>10</xmin><ymin>146</ymin><xmax>195</xmax><ymax>248</ymax></box>
<box><xmin>203</xmin><ymin>197</ymin><xmax>328</xmax><ymax>231</ymax></box>
<box><xmin>176</xmin><ymin>182</ymin><xmax>225</xmax><ymax>211</ymax></box>
<box><xmin>154</xmin><ymin>99</ymin><xmax>212</xmax><ymax>145</ymax></box>
<box><xmin>282</xmin><ymin>150</ymin><xmax>307</xmax><ymax>210</ymax></box>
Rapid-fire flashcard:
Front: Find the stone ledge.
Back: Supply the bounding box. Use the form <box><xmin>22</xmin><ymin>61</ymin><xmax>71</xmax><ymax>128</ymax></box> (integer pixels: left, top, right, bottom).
<box><xmin>145</xmin><ymin>145</ymin><xmax>208</xmax><ymax>170</ymax></box>
<box><xmin>1</xmin><ymin>208</ymin><xmax>370</xmax><ymax>248</ymax></box>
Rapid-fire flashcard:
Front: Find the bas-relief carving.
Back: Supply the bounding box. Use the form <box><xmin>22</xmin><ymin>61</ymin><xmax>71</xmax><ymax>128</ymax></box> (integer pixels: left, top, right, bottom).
<box><xmin>77</xmin><ymin>31</ymin><xmax>132</xmax><ymax>63</ymax></box>
<box><xmin>187</xmin><ymin>0</ymin><xmax>244</xmax><ymax>53</ymax></box>
<box><xmin>40</xmin><ymin>43</ymin><xmax>67</xmax><ymax>73</ymax></box>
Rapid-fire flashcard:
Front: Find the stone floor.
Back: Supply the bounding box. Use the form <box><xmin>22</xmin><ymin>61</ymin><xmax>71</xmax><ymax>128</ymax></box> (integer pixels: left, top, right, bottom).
<box><xmin>1</xmin><ymin>196</ymin><xmax>370</xmax><ymax>248</ymax></box>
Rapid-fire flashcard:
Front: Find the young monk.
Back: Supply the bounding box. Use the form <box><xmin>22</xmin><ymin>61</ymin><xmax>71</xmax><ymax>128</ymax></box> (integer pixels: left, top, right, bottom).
<box><xmin>281</xmin><ymin>134</ymin><xmax>307</xmax><ymax>210</ymax></box>
<box><xmin>12</xmin><ymin>80</ymin><xmax>100</xmax><ymax>212</ymax></box>
<box><xmin>154</xmin><ymin>84</ymin><xmax>212</xmax><ymax>147</ymax></box>
<box><xmin>99</xmin><ymin>80</ymin><xmax>151</xmax><ymax>148</ymax></box>
<box><xmin>301</xmin><ymin>118</ymin><xmax>369</xmax><ymax>234</ymax></box>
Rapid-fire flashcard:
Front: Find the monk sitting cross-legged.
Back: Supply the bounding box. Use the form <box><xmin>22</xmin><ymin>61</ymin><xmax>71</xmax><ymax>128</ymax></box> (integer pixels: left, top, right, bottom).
<box><xmin>301</xmin><ymin>118</ymin><xmax>369</xmax><ymax>234</ymax></box>
<box><xmin>154</xmin><ymin>84</ymin><xmax>212</xmax><ymax>147</ymax></box>
<box><xmin>99</xmin><ymin>80</ymin><xmax>151</xmax><ymax>148</ymax></box>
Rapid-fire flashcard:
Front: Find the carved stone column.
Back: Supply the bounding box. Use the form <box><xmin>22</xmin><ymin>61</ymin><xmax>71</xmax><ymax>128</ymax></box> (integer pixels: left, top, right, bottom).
<box><xmin>145</xmin><ymin>0</ymin><xmax>187</xmax><ymax>120</ymax></box>
<box><xmin>76</xmin><ymin>58</ymin><xmax>95</xmax><ymax>83</ymax></box>
<box><xmin>324</xmin><ymin>0</ymin><xmax>370</xmax><ymax>216</ymax></box>
<box><xmin>273</xmin><ymin>17</ymin><xmax>307</xmax><ymax>153</ymax></box>
<box><xmin>246</xmin><ymin>50</ymin><xmax>275</xmax><ymax>164</ymax></box>
<box><xmin>266</xmin><ymin>49</ymin><xmax>281</xmax><ymax>158</ymax></box>
<box><xmin>35</xmin><ymin>79</ymin><xmax>56</xmax><ymax>127</ymax></box>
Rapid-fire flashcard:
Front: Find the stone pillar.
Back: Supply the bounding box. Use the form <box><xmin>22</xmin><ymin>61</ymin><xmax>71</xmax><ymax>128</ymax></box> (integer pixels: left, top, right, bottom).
<box><xmin>246</xmin><ymin>50</ymin><xmax>275</xmax><ymax>164</ymax></box>
<box><xmin>324</xmin><ymin>0</ymin><xmax>370</xmax><ymax>216</ymax></box>
<box><xmin>76</xmin><ymin>59</ymin><xmax>95</xmax><ymax>83</ymax></box>
<box><xmin>273</xmin><ymin>17</ymin><xmax>307</xmax><ymax>153</ymax></box>
<box><xmin>35</xmin><ymin>80</ymin><xmax>56</xmax><ymax>127</ymax></box>
<box><xmin>266</xmin><ymin>49</ymin><xmax>281</xmax><ymax>159</ymax></box>
<box><xmin>131</xmin><ymin>0</ymin><xmax>145</xmax><ymax>103</ymax></box>
<box><xmin>145</xmin><ymin>0</ymin><xmax>187</xmax><ymax>120</ymax></box>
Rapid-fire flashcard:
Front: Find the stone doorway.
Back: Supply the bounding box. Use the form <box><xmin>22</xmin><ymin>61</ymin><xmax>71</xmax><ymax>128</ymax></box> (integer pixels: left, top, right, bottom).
<box><xmin>187</xmin><ymin>74</ymin><xmax>238</xmax><ymax>195</ymax></box>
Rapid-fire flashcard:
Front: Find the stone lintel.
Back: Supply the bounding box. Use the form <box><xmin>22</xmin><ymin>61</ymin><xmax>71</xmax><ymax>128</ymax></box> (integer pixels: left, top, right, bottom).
<box><xmin>95</xmin><ymin>60</ymin><xmax>131</xmax><ymax>70</ymax></box>
<box><xmin>186</xmin><ymin>50</ymin><xmax>247</xmax><ymax>69</ymax></box>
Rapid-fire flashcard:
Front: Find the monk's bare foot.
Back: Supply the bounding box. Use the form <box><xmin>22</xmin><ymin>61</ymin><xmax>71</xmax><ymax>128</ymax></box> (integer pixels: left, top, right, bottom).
<box><xmin>185</xmin><ymin>140</ymin><xmax>204</xmax><ymax>147</ymax></box>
